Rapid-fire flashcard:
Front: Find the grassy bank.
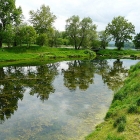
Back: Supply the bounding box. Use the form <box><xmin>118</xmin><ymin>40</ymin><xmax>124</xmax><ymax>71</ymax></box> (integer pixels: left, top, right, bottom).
<box><xmin>97</xmin><ymin>49</ymin><xmax>140</xmax><ymax>59</ymax></box>
<box><xmin>0</xmin><ymin>46</ymin><xmax>95</xmax><ymax>67</ymax></box>
<box><xmin>86</xmin><ymin>62</ymin><xmax>140</xmax><ymax>140</ymax></box>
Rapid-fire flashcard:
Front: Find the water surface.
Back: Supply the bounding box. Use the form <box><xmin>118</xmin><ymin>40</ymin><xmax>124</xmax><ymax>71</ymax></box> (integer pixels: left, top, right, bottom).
<box><xmin>0</xmin><ymin>59</ymin><xmax>139</xmax><ymax>140</ymax></box>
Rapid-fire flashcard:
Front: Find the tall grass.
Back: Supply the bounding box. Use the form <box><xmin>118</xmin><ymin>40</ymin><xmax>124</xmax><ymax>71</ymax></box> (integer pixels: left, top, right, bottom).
<box><xmin>86</xmin><ymin>62</ymin><xmax>140</xmax><ymax>140</ymax></box>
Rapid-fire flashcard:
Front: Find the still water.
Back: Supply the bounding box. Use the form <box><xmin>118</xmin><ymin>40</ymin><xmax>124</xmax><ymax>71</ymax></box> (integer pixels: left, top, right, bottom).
<box><xmin>0</xmin><ymin>59</ymin><xmax>139</xmax><ymax>140</ymax></box>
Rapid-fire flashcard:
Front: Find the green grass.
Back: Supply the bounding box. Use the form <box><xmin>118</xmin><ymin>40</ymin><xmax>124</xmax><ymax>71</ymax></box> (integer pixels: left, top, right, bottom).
<box><xmin>86</xmin><ymin>62</ymin><xmax>140</xmax><ymax>140</ymax></box>
<box><xmin>97</xmin><ymin>49</ymin><xmax>140</xmax><ymax>59</ymax></box>
<box><xmin>0</xmin><ymin>45</ymin><xmax>96</xmax><ymax>67</ymax></box>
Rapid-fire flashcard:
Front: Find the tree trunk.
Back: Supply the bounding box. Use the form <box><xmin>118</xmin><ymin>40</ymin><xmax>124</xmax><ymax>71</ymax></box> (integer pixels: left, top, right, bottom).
<box><xmin>74</xmin><ymin>40</ymin><xmax>77</xmax><ymax>50</ymax></box>
<box><xmin>0</xmin><ymin>39</ymin><xmax>2</xmax><ymax>48</ymax></box>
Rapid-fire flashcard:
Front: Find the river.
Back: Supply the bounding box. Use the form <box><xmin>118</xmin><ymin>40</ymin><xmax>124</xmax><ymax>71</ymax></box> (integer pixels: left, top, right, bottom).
<box><xmin>0</xmin><ymin>59</ymin><xmax>139</xmax><ymax>140</ymax></box>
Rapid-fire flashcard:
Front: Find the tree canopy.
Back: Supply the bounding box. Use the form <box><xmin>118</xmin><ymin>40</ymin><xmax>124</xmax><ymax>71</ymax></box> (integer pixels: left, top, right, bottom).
<box><xmin>0</xmin><ymin>0</ymin><xmax>22</xmax><ymax>47</ymax></box>
<box><xmin>66</xmin><ymin>15</ymin><xmax>97</xmax><ymax>50</ymax></box>
<box><xmin>105</xmin><ymin>16</ymin><xmax>135</xmax><ymax>50</ymax></box>
<box><xmin>98</xmin><ymin>31</ymin><xmax>111</xmax><ymax>49</ymax></box>
<box><xmin>133</xmin><ymin>33</ymin><xmax>140</xmax><ymax>49</ymax></box>
<box><xmin>29</xmin><ymin>4</ymin><xmax>56</xmax><ymax>34</ymax></box>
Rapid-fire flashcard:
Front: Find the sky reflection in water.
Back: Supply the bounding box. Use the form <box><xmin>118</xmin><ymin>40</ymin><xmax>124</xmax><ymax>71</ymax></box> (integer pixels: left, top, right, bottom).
<box><xmin>0</xmin><ymin>59</ymin><xmax>139</xmax><ymax>140</ymax></box>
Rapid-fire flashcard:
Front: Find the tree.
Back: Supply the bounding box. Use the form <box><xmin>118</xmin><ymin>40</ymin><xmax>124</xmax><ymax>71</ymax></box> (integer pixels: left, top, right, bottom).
<box><xmin>14</xmin><ymin>24</ymin><xmax>26</xmax><ymax>47</ymax></box>
<box><xmin>3</xmin><ymin>24</ymin><xmax>15</xmax><ymax>47</ymax></box>
<box><xmin>66</xmin><ymin>15</ymin><xmax>97</xmax><ymax>50</ymax></box>
<box><xmin>0</xmin><ymin>0</ymin><xmax>22</xmax><ymax>47</ymax></box>
<box><xmin>133</xmin><ymin>33</ymin><xmax>140</xmax><ymax>49</ymax></box>
<box><xmin>29</xmin><ymin>4</ymin><xmax>56</xmax><ymax>34</ymax></box>
<box><xmin>98</xmin><ymin>31</ymin><xmax>111</xmax><ymax>49</ymax></box>
<box><xmin>105</xmin><ymin>16</ymin><xmax>135</xmax><ymax>50</ymax></box>
<box><xmin>36</xmin><ymin>33</ymin><xmax>48</xmax><ymax>46</ymax></box>
<box><xmin>23</xmin><ymin>26</ymin><xmax>37</xmax><ymax>47</ymax></box>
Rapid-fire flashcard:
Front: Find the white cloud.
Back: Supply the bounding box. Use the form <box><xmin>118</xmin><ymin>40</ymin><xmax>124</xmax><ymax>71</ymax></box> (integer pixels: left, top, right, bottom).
<box><xmin>16</xmin><ymin>0</ymin><xmax>140</xmax><ymax>32</ymax></box>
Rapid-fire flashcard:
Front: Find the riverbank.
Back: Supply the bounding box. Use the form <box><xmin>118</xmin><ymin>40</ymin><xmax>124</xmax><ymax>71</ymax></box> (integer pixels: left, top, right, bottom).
<box><xmin>0</xmin><ymin>46</ymin><xmax>95</xmax><ymax>67</ymax></box>
<box><xmin>96</xmin><ymin>49</ymin><xmax>140</xmax><ymax>59</ymax></box>
<box><xmin>86</xmin><ymin>61</ymin><xmax>140</xmax><ymax>140</ymax></box>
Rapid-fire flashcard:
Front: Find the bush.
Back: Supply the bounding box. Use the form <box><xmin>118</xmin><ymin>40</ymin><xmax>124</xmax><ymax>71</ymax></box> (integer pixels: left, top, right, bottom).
<box><xmin>136</xmin><ymin>98</ymin><xmax>140</xmax><ymax>106</ymax></box>
<box><xmin>113</xmin><ymin>92</ymin><xmax>125</xmax><ymax>101</ymax></box>
<box><xmin>113</xmin><ymin>115</ymin><xmax>126</xmax><ymax>128</ymax></box>
<box><xmin>105</xmin><ymin>111</ymin><xmax>113</xmax><ymax>119</ymax></box>
<box><xmin>128</xmin><ymin>105</ymin><xmax>138</xmax><ymax>113</ymax></box>
<box><xmin>117</xmin><ymin>122</ymin><xmax>125</xmax><ymax>132</ymax></box>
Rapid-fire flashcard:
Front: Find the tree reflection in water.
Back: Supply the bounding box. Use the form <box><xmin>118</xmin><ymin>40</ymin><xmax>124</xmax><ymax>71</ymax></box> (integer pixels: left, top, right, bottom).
<box><xmin>27</xmin><ymin>64</ymin><xmax>59</xmax><ymax>101</ymax></box>
<box><xmin>62</xmin><ymin>59</ymin><xmax>128</xmax><ymax>92</ymax></box>
<box><xmin>62</xmin><ymin>60</ymin><xmax>95</xmax><ymax>91</ymax></box>
<box><xmin>0</xmin><ymin>67</ymin><xmax>25</xmax><ymax>124</ymax></box>
<box><xmin>94</xmin><ymin>59</ymin><xmax>128</xmax><ymax>91</ymax></box>
<box><xmin>0</xmin><ymin>63</ymin><xmax>59</xmax><ymax>124</ymax></box>
<box><xmin>0</xmin><ymin>59</ymin><xmax>130</xmax><ymax>124</ymax></box>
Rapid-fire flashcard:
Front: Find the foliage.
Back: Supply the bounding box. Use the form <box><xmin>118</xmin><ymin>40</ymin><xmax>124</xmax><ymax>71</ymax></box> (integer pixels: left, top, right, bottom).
<box><xmin>13</xmin><ymin>23</ymin><xmax>36</xmax><ymax>47</ymax></box>
<box><xmin>66</xmin><ymin>15</ymin><xmax>97</xmax><ymax>50</ymax></box>
<box><xmin>98</xmin><ymin>31</ymin><xmax>111</xmax><ymax>49</ymax></box>
<box><xmin>36</xmin><ymin>33</ymin><xmax>48</xmax><ymax>46</ymax></box>
<box><xmin>0</xmin><ymin>0</ymin><xmax>23</xmax><ymax>47</ymax></box>
<box><xmin>124</xmin><ymin>42</ymin><xmax>135</xmax><ymax>49</ymax></box>
<box><xmin>133</xmin><ymin>33</ymin><xmax>140</xmax><ymax>49</ymax></box>
<box><xmin>117</xmin><ymin>123</ymin><xmax>125</xmax><ymax>132</ymax></box>
<box><xmin>105</xmin><ymin>16</ymin><xmax>135</xmax><ymax>50</ymax></box>
<box><xmin>113</xmin><ymin>116</ymin><xmax>126</xmax><ymax>128</ymax></box>
<box><xmin>91</xmin><ymin>39</ymin><xmax>101</xmax><ymax>49</ymax></box>
<box><xmin>127</xmin><ymin>105</ymin><xmax>138</xmax><ymax>113</ymax></box>
<box><xmin>137</xmin><ymin>98</ymin><xmax>140</xmax><ymax>106</ymax></box>
<box><xmin>29</xmin><ymin>4</ymin><xmax>56</xmax><ymax>34</ymax></box>
<box><xmin>24</xmin><ymin>26</ymin><xmax>37</xmax><ymax>47</ymax></box>
<box><xmin>14</xmin><ymin>24</ymin><xmax>37</xmax><ymax>47</ymax></box>
<box><xmin>3</xmin><ymin>24</ymin><xmax>15</xmax><ymax>47</ymax></box>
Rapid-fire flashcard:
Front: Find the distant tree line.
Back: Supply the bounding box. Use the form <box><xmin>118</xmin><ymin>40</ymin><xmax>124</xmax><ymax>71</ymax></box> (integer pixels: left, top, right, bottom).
<box><xmin>0</xmin><ymin>0</ymin><xmax>140</xmax><ymax>50</ymax></box>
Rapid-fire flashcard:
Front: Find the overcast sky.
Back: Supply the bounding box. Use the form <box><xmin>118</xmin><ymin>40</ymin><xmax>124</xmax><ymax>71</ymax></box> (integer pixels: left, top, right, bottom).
<box><xmin>16</xmin><ymin>0</ymin><xmax>140</xmax><ymax>33</ymax></box>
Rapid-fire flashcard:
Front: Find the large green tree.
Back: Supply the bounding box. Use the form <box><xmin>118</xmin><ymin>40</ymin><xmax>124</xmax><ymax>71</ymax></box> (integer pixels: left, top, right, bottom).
<box><xmin>0</xmin><ymin>0</ymin><xmax>22</xmax><ymax>47</ymax></box>
<box><xmin>23</xmin><ymin>25</ymin><xmax>37</xmax><ymax>47</ymax></box>
<box><xmin>98</xmin><ymin>31</ymin><xmax>111</xmax><ymax>49</ymax></box>
<box><xmin>29</xmin><ymin>4</ymin><xmax>56</xmax><ymax>34</ymax></box>
<box><xmin>133</xmin><ymin>33</ymin><xmax>140</xmax><ymax>49</ymax></box>
<box><xmin>65</xmin><ymin>15</ymin><xmax>97</xmax><ymax>50</ymax></box>
<box><xmin>105</xmin><ymin>16</ymin><xmax>135</xmax><ymax>50</ymax></box>
<box><xmin>3</xmin><ymin>24</ymin><xmax>15</xmax><ymax>47</ymax></box>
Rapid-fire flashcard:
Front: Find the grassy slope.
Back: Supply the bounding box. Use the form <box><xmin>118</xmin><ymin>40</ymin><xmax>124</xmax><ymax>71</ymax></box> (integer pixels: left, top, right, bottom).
<box><xmin>86</xmin><ymin>62</ymin><xmax>140</xmax><ymax>140</ymax></box>
<box><xmin>0</xmin><ymin>46</ymin><xmax>95</xmax><ymax>67</ymax></box>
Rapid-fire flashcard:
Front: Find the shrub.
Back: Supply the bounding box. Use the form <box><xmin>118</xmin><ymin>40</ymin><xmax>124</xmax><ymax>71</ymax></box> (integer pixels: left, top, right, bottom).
<box><xmin>113</xmin><ymin>92</ymin><xmax>125</xmax><ymax>101</ymax></box>
<box><xmin>128</xmin><ymin>105</ymin><xmax>138</xmax><ymax>113</ymax></box>
<box><xmin>113</xmin><ymin>115</ymin><xmax>126</xmax><ymax>128</ymax></box>
<box><xmin>105</xmin><ymin>111</ymin><xmax>113</xmax><ymax>119</ymax></box>
<box><xmin>136</xmin><ymin>98</ymin><xmax>140</xmax><ymax>106</ymax></box>
<box><xmin>117</xmin><ymin>122</ymin><xmax>125</xmax><ymax>132</ymax></box>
